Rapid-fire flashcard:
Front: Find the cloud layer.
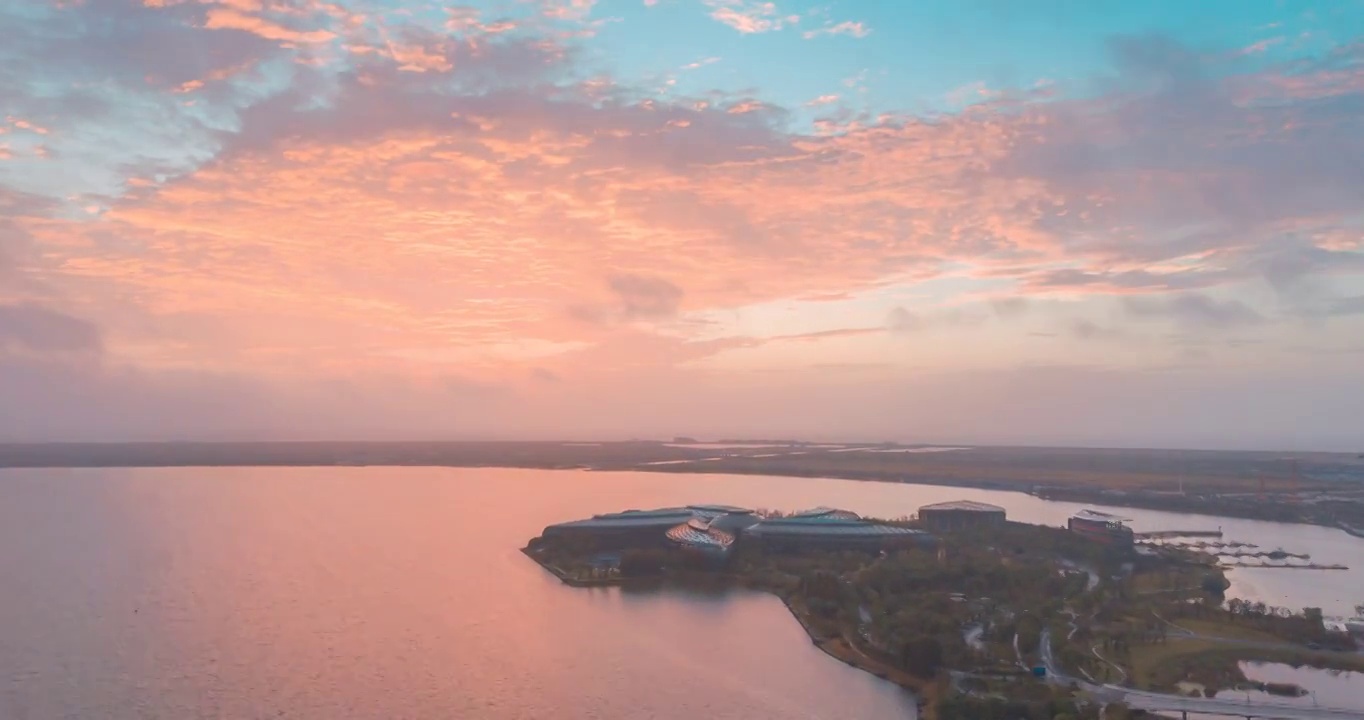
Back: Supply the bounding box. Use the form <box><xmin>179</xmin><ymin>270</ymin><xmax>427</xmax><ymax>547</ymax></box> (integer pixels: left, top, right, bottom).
<box><xmin>1</xmin><ymin>0</ymin><xmax>1362</xmax><ymax>447</ymax></box>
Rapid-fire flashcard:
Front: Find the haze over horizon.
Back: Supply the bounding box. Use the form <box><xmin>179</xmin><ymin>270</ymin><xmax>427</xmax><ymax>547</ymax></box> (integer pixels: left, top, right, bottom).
<box><xmin>3</xmin><ymin>1</ymin><xmax>1364</xmax><ymax>451</ymax></box>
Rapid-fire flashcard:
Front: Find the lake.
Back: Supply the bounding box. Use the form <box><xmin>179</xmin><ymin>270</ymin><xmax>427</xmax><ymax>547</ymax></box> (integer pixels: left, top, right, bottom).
<box><xmin>0</xmin><ymin>467</ymin><xmax>922</xmax><ymax>719</ymax></box>
<box><xmin>2</xmin><ymin>466</ymin><xmax>1362</xmax><ymax>719</ymax></box>
<box><xmin>1215</xmin><ymin>662</ymin><xmax>1363</xmax><ymax>708</ymax></box>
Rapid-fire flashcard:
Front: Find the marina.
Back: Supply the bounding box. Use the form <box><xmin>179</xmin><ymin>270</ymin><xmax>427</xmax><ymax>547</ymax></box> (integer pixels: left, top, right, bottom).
<box><xmin>1135</xmin><ymin>530</ymin><xmax>1226</xmax><ymax>540</ymax></box>
<box><xmin>1133</xmin><ymin>533</ymin><xmax>1353</xmax><ymax>571</ymax></box>
<box><xmin>1219</xmin><ymin>561</ymin><xmax>1348</xmax><ymax>570</ymax></box>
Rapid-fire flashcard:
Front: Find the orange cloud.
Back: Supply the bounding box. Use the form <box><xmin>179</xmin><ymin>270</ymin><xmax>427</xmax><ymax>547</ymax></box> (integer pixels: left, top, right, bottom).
<box><xmin>725</xmin><ymin>100</ymin><xmax>768</xmax><ymax>114</ymax></box>
<box><xmin>6</xmin><ymin>117</ymin><xmax>52</xmax><ymax>135</ymax></box>
<box><xmin>30</xmin><ymin>93</ymin><xmax>1070</xmax><ymax>382</ymax></box>
<box><xmin>203</xmin><ymin>7</ymin><xmax>336</xmax><ymax>43</ymax></box>
<box><xmin>540</xmin><ymin>0</ymin><xmax>596</xmax><ymax>21</ymax></box>
<box><xmin>445</xmin><ymin>6</ymin><xmax>518</xmax><ymax>35</ymax></box>
<box><xmin>384</xmin><ymin>41</ymin><xmax>453</xmax><ymax>72</ymax></box>
<box><xmin>7</xmin><ymin>0</ymin><xmax>1364</xmax><ymax>445</ymax></box>
<box><xmin>14</xmin><ymin>27</ymin><xmax>1364</xmax><ymax>399</ymax></box>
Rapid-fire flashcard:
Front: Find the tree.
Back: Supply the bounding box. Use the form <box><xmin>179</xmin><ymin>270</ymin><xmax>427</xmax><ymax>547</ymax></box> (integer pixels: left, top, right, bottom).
<box><xmin>1200</xmin><ymin>572</ymin><xmax>1229</xmax><ymax>595</ymax></box>
<box><xmin>1105</xmin><ymin>702</ymin><xmax>1133</xmax><ymax>720</ymax></box>
<box><xmin>900</xmin><ymin>635</ymin><xmax>944</xmax><ymax>677</ymax></box>
<box><xmin>1016</xmin><ymin>614</ymin><xmax>1043</xmax><ymax>656</ymax></box>
<box><xmin>801</xmin><ymin>570</ymin><xmax>843</xmax><ymax>601</ymax></box>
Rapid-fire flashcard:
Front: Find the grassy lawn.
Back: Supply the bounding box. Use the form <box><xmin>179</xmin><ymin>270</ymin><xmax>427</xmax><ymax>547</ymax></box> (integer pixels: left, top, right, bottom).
<box><xmin>1130</xmin><ymin>638</ymin><xmax>1226</xmax><ymax>689</ymax></box>
<box><xmin>1172</xmin><ymin>618</ymin><xmax>1291</xmax><ymax>644</ymax></box>
<box><xmin>1130</xmin><ymin>570</ymin><xmax>1206</xmax><ymax>595</ymax></box>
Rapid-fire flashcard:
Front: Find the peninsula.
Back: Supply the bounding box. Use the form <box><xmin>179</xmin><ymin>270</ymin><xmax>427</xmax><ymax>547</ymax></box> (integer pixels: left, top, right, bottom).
<box><xmin>524</xmin><ymin>501</ymin><xmax>1364</xmax><ymax>720</ymax></box>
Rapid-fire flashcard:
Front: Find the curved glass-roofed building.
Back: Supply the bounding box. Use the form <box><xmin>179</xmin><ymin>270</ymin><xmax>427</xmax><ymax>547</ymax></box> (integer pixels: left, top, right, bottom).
<box><xmin>540</xmin><ymin>508</ymin><xmax>699</xmax><ymax>548</ymax></box>
<box><xmin>746</xmin><ymin>511</ymin><xmax>933</xmax><ymax>552</ymax></box>
<box><xmin>706</xmin><ymin>510</ymin><xmax>762</xmax><ymax>534</ymax></box>
<box><xmin>789</xmin><ymin>507</ymin><xmax>862</xmax><ymax>521</ymax></box>
<box><xmin>665</xmin><ymin>517</ymin><xmax>737</xmax><ymax>554</ymax></box>
<box><xmin>538</xmin><ymin>504</ymin><xmax>934</xmax><ymax>555</ymax></box>
<box><xmin>686</xmin><ymin>504</ymin><xmax>755</xmax><ymax>516</ymax></box>
<box><xmin>541</xmin><ymin>505</ymin><xmax>757</xmax><ymax>548</ymax></box>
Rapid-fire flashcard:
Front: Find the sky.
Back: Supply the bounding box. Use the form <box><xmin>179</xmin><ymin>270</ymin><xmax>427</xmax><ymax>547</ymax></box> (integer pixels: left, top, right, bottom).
<box><xmin>2</xmin><ymin>0</ymin><xmax>1364</xmax><ymax>450</ymax></box>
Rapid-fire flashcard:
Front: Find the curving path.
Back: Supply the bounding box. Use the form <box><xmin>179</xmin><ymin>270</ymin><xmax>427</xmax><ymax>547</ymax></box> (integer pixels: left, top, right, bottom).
<box><xmin>1090</xmin><ymin>643</ymin><xmax>1127</xmax><ymax>683</ymax></box>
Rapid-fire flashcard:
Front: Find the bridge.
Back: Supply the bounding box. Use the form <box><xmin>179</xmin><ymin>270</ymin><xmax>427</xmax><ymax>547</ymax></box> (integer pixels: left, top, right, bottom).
<box><xmin>1106</xmin><ymin>686</ymin><xmax>1364</xmax><ymax>719</ymax></box>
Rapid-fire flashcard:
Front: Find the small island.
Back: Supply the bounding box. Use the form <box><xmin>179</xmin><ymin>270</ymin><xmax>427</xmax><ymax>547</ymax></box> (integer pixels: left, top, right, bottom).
<box><xmin>524</xmin><ymin>502</ymin><xmax>1364</xmax><ymax>720</ymax></box>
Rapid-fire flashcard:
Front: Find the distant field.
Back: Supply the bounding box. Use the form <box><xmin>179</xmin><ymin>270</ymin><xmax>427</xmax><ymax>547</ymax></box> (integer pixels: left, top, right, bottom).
<box><xmin>638</xmin><ymin>445</ymin><xmax>1364</xmax><ymax>493</ymax></box>
<box><xmin>1</xmin><ymin>441</ymin><xmax>1361</xmax><ymax>494</ymax></box>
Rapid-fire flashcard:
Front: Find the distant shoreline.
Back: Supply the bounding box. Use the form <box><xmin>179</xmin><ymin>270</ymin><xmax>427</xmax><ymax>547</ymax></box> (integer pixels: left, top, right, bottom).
<box><xmin>626</xmin><ymin>464</ymin><xmax>1362</xmax><ymax>534</ymax></box>
<box><xmin>3</xmin><ymin>440</ymin><xmax>1361</xmax><ymax>531</ymax></box>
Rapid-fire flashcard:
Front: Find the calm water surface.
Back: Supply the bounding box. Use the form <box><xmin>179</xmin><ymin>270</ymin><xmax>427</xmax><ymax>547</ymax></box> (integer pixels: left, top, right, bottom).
<box><xmin>0</xmin><ymin>467</ymin><xmax>921</xmax><ymax>720</ymax></box>
<box><xmin>1214</xmin><ymin>663</ymin><xmax>1364</xmax><ymax>711</ymax></box>
<box><xmin>3</xmin><ymin>466</ymin><xmax>1363</xmax><ymax>719</ymax></box>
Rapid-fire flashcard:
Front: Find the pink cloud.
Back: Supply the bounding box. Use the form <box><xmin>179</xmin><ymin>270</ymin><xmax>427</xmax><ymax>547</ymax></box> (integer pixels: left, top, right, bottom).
<box><xmin>39</xmin><ymin>45</ymin><xmax>1360</xmax><ymax>381</ymax></box>
<box><xmin>5</xmin><ymin>117</ymin><xmax>51</xmax><ymax>135</ymax></box>
<box><xmin>682</xmin><ymin>56</ymin><xmax>721</xmax><ymax>71</ymax></box>
<box><xmin>381</xmin><ymin>37</ymin><xmax>454</xmax><ymax>72</ymax></box>
<box><xmin>1237</xmin><ymin>36</ymin><xmax>1284</xmax><ymax>56</ymax></box>
<box><xmin>704</xmin><ymin>0</ymin><xmax>791</xmax><ymax>34</ymax></box>
<box><xmin>203</xmin><ymin>7</ymin><xmax>335</xmax><ymax>43</ymax></box>
<box><xmin>944</xmin><ymin>81</ymin><xmax>1001</xmax><ymax>106</ymax></box>
<box><xmin>802</xmin><ymin>20</ymin><xmax>869</xmax><ymax>40</ymax></box>
<box><xmin>709</xmin><ymin>8</ymin><xmax>772</xmax><ymax>33</ymax></box>
<box><xmin>445</xmin><ymin>6</ymin><xmax>518</xmax><ymax>35</ymax></box>
<box><xmin>7</xmin><ymin>10</ymin><xmax>1364</xmax><ymax>448</ymax></box>
<box><xmin>539</xmin><ymin>0</ymin><xmax>596</xmax><ymax>21</ymax></box>
<box><xmin>725</xmin><ymin>99</ymin><xmax>769</xmax><ymax>114</ymax></box>
<box><xmin>32</xmin><ymin>93</ymin><xmax>1063</xmax><ymax>385</ymax></box>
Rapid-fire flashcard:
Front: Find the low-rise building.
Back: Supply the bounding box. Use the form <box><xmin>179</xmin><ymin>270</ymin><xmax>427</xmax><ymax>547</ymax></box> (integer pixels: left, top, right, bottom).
<box><xmin>917</xmin><ymin>500</ymin><xmax>1007</xmax><ymax>532</ymax></box>
<box><xmin>1068</xmin><ymin>509</ymin><xmax>1135</xmax><ymax>547</ymax></box>
<box><xmin>541</xmin><ymin>507</ymin><xmax>698</xmax><ymax>548</ymax></box>
<box><xmin>540</xmin><ymin>504</ymin><xmax>935</xmax><ymax>555</ymax></box>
